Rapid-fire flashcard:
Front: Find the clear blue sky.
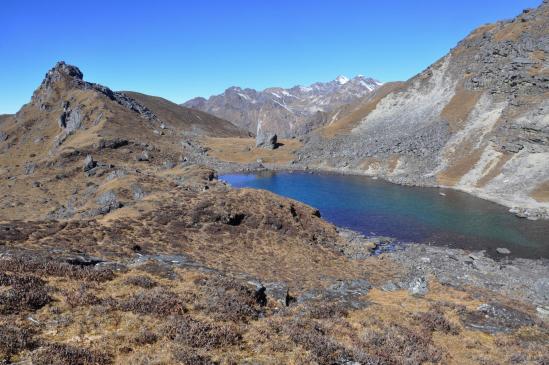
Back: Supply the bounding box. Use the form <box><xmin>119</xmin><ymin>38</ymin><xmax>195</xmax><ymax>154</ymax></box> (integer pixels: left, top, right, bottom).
<box><xmin>0</xmin><ymin>0</ymin><xmax>541</xmax><ymax>114</ymax></box>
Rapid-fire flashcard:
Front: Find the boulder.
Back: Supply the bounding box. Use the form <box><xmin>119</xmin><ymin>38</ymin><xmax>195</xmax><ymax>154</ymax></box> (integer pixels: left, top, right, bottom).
<box><xmin>137</xmin><ymin>150</ymin><xmax>150</xmax><ymax>162</ymax></box>
<box><xmin>131</xmin><ymin>184</ymin><xmax>146</xmax><ymax>200</ymax></box>
<box><xmin>83</xmin><ymin>155</ymin><xmax>96</xmax><ymax>172</ymax></box>
<box><xmin>264</xmin><ymin>282</ymin><xmax>293</xmax><ymax>306</ymax></box>
<box><xmin>408</xmin><ymin>276</ymin><xmax>428</xmax><ymax>296</ymax></box>
<box><xmin>95</xmin><ymin>190</ymin><xmax>122</xmax><ymax>215</ymax></box>
<box><xmin>24</xmin><ymin>162</ymin><xmax>36</xmax><ymax>175</ymax></box>
<box><xmin>496</xmin><ymin>247</ymin><xmax>511</xmax><ymax>255</ymax></box>
<box><xmin>256</xmin><ymin>132</ymin><xmax>278</xmax><ymax>149</ymax></box>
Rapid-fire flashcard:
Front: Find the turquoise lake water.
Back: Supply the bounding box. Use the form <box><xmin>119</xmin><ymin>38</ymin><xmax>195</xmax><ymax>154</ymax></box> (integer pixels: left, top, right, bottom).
<box><xmin>221</xmin><ymin>171</ymin><xmax>549</xmax><ymax>259</ymax></box>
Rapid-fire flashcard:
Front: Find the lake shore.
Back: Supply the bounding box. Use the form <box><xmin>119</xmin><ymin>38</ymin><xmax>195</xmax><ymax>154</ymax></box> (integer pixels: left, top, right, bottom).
<box><xmin>335</xmin><ymin>227</ymin><xmax>549</xmax><ymax>309</ymax></box>
<box><xmin>190</xmin><ymin>145</ymin><xmax>549</xmax><ymax>220</ymax></box>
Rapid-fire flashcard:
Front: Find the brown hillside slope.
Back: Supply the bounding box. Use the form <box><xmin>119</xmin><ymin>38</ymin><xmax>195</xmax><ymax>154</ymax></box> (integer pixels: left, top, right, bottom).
<box><xmin>123</xmin><ymin>91</ymin><xmax>249</xmax><ymax>138</ymax></box>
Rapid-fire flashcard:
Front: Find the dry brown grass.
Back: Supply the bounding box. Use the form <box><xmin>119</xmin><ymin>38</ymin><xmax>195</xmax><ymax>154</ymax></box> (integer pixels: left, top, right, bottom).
<box><xmin>202</xmin><ymin>136</ymin><xmax>301</xmax><ymax>164</ymax></box>
<box><xmin>441</xmin><ymin>83</ymin><xmax>482</xmax><ymax>133</ymax></box>
<box><xmin>124</xmin><ymin>91</ymin><xmax>248</xmax><ymax>138</ymax></box>
<box><xmin>437</xmin><ymin>143</ymin><xmax>484</xmax><ymax>186</ymax></box>
<box><xmin>531</xmin><ymin>180</ymin><xmax>549</xmax><ymax>202</ymax></box>
<box><xmin>0</xmin><ymin>245</ymin><xmax>545</xmax><ymax>365</ymax></box>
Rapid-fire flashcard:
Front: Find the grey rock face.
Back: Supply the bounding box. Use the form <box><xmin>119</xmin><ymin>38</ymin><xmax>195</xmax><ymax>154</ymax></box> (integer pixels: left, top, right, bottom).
<box><xmin>256</xmin><ymin>132</ymin><xmax>277</xmax><ymax>149</ymax></box>
<box><xmin>96</xmin><ymin>138</ymin><xmax>129</xmax><ymax>149</ymax></box>
<box><xmin>83</xmin><ymin>155</ymin><xmax>96</xmax><ymax>172</ymax></box>
<box><xmin>461</xmin><ymin>302</ymin><xmax>535</xmax><ymax>333</ymax></box>
<box><xmin>131</xmin><ymin>184</ymin><xmax>146</xmax><ymax>200</ymax></box>
<box><xmin>298</xmin><ymin>278</ymin><xmax>371</xmax><ymax>310</ymax></box>
<box><xmin>24</xmin><ymin>162</ymin><xmax>36</xmax><ymax>175</ymax></box>
<box><xmin>408</xmin><ymin>276</ymin><xmax>428</xmax><ymax>296</ymax></box>
<box><xmin>35</xmin><ymin>61</ymin><xmax>162</xmax><ymax>126</ymax></box>
<box><xmin>97</xmin><ymin>190</ymin><xmax>118</xmax><ymax>207</ymax></box>
<box><xmin>0</xmin><ymin>131</ymin><xmax>7</xmax><ymax>141</ymax></box>
<box><xmin>93</xmin><ymin>190</ymin><xmax>122</xmax><ymax>215</ymax></box>
<box><xmin>183</xmin><ymin>75</ymin><xmax>382</xmax><ymax>137</ymax></box>
<box><xmin>137</xmin><ymin>150</ymin><xmax>150</xmax><ymax>162</ymax></box>
<box><xmin>263</xmin><ymin>282</ymin><xmax>293</xmax><ymax>306</ymax></box>
<box><xmin>105</xmin><ymin>170</ymin><xmax>127</xmax><ymax>181</ymax></box>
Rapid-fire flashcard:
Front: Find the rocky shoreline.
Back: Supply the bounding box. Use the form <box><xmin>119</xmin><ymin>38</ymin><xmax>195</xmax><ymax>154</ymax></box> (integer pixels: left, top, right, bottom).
<box><xmin>335</xmin><ymin>228</ymin><xmax>549</xmax><ymax>314</ymax></box>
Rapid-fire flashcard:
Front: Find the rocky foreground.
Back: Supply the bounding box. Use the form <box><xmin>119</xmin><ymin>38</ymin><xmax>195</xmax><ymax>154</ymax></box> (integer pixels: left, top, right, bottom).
<box><xmin>0</xmin><ymin>167</ymin><xmax>547</xmax><ymax>364</ymax></box>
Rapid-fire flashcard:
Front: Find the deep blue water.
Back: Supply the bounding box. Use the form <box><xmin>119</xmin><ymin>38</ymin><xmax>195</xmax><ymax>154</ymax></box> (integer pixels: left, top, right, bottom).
<box><xmin>221</xmin><ymin>171</ymin><xmax>549</xmax><ymax>259</ymax></box>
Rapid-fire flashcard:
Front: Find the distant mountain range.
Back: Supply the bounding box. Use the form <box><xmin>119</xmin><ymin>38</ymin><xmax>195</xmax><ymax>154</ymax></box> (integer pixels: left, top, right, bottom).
<box><xmin>183</xmin><ymin>75</ymin><xmax>382</xmax><ymax>137</ymax></box>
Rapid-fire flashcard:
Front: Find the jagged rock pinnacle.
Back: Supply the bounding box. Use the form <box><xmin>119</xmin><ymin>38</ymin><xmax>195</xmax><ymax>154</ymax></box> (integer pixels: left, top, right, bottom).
<box><xmin>43</xmin><ymin>61</ymin><xmax>83</xmax><ymax>85</ymax></box>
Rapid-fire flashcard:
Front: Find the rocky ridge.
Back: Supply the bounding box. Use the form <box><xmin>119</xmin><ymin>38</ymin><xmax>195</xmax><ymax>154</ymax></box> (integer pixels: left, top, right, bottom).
<box><xmin>183</xmin><ymin>75</ymin><xmax>382</xmax><ymax>137</ymax></box>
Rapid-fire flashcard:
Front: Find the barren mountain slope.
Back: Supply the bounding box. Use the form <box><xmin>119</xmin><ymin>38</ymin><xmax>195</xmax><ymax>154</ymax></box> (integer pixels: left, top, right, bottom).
<box><xmin>123</xmin><ymin>91</ymin><xmax>249</xmax><ymax>138</ymax></box>
<box><xmin>0</xmin><ymin>62</ymin><xmax>247</xmax><ymax>220</ymax></box>
<box><xmin>183</xmin><ymin>75</ymin><xmax>382</xmax><ymax>137</ymax></box>
<box><xmin>0</xmin><ymin>62</ymin><xmax>547</xmax><ymax>364</ymax></box>
<box><xmin>298</xmin><ymin>2</ymin><xmax>549</xmax><ymax>218</ymax></box>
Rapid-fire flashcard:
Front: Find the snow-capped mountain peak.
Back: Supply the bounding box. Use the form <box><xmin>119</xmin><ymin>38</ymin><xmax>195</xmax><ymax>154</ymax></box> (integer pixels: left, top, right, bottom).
<box><xmin>335</xmin><ymin>75</ymin><xmax>350</xmax><ymax>85</ymax></box>
<box><xmin>183</xmin><ymin>73</ymin><xmax>382</xmax><ymax>137</ymax></box>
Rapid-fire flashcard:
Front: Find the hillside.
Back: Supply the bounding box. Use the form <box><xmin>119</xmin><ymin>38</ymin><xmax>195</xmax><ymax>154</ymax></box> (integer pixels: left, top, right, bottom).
<box><xmin>183</xmin><ymin>75</ymin><xmax>382</xmax><ymax>137</ymax></box>
<box><xmin>123</xmin><ymin>91</ymin><xmax>249</xmax><ymax>138</ymax></box>
<box><xmin>0</xmin><ymin>61</ymin><xmax>547</xmax><ymax>364</ymax></box>
<box><xmin>297</xmin><ymin>2</ymin><xmax>549</xmax><ymax>219</ymax></box>
<box><xmin>0</xmin><ymin>62</ymin><xmax>248</xmax><ymax>221</ymax></box>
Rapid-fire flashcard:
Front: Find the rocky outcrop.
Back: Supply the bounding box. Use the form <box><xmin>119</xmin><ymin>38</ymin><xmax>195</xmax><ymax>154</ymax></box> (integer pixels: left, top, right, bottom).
<box><xmin>33</xmin><ymin>62</ymin><xmax>160</xmax><ymax>124</ymax></box>
<box><xmin>183</xmin><ymin>75</ymin><xmax>382</xmax><ymax>137</ymax></box>
<box><xmin>297</xmin><ymin>2</ymin><xmax>549</xmax><ymax>215</ymax></box>
<box><xmin>256</xmin><ymin>132</ymin><xmax>278</xmax><ymax>149</ymax></box>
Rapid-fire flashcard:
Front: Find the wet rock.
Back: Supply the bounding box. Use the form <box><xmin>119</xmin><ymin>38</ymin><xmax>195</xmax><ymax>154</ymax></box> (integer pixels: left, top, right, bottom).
<box><xmin>83</xmin><ymin>155</ymin><xmax>96</xmax><ymax>172</ymax></box>
<box><xmin>256</xmin><ymin>132</ymin><xmax>278</xmax><ymax>149</ymax></box>
<box><xmin>509</xmin><ymin>207</ymin><xmax>549</xmax><ymax>220</ymax></box>
<box><xmin>496</xmin><ymin>247</ymin><xmax>511</xmax><ymax>255</ymax></box>
<box><xmin>408</xmin><ymin>276</ymin><xmax>428</xmax><ymax>296</ymax></box>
